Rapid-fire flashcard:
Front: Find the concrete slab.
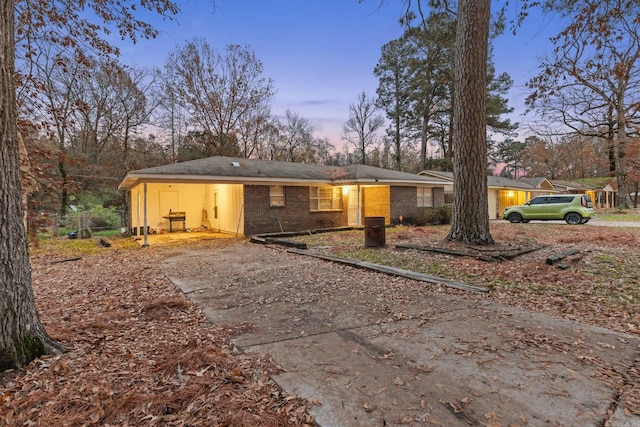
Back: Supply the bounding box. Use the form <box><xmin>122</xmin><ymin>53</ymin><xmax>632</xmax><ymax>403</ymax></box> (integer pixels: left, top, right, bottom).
<box><xmin>162</xmin><ymin>240</ymin><xmax>640</xmax><ymax>427</ymax></box>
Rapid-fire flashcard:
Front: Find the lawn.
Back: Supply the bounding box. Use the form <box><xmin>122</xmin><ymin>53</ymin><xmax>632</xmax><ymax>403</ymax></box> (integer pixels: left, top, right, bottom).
<box><xmin>595</xmin><ymin>207</ymin><xmax>640</xmax><ymax>222</ymax></box>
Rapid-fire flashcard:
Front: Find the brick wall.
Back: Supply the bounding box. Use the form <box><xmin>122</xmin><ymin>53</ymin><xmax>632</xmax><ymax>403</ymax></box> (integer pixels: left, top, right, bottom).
<box><xmin>389</xmin><ymin>186</ymin><xmax>446</xmax><ymax>224</ymax></box>
<box><xmin>390</xmin><ymin>186</ymin><xmax>418</xmax><ymax>224</ymax></box>
<box><xmin>243</xmin><ymin>185</ymin><xmax>347</xmax><ymax>235</ymax></box>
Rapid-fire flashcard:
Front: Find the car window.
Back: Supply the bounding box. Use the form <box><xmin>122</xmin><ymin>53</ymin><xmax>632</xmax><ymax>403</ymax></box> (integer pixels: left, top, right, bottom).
<box><xmin>556</xmin><ymin>196</ymin><xmax>575</xmax><ymax>203</ymax></box>
<box><xmin>529</xmin><ymin>197</ymin><xmax>546</xmax><ymax>205</ymax></box>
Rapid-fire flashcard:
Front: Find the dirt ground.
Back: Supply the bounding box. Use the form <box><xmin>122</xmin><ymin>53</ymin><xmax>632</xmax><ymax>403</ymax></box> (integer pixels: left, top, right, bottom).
<box><xmin>2</xmin><ymin>222</ymin><xmax>638</xmax><ymax>426</ymax></box>
<box><xmin>161</xmin><ymin>223</ymin><xmax>640</xmax><ymax>427</ymax></box>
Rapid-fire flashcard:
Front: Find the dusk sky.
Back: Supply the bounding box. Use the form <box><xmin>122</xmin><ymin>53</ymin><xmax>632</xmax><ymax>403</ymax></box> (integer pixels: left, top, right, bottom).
<box><xmin>115</xmin><ymin>0</ymin><xmax>565</xmax><ymax>149</ymax></box>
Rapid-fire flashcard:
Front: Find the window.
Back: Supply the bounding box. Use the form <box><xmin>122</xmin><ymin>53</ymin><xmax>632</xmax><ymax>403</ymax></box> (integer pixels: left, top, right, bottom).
<box><xmin>417</xmin><ymin>187</ymin><xmax>433</xmax><ymax>207</ymax></box>
<box><xmin>529</xmin><ymin>197</ymin><xmax>547</xmax><ymax>205</ymax></box>
<box><xmin>310</xmin><ymin>187</ymin><xmax>343</xmax><ymax>211</ymax></box>
<box><xmin>270</xmin><ymin>186</ymin><xmax>285</xmax><ymax>207</ymax></box>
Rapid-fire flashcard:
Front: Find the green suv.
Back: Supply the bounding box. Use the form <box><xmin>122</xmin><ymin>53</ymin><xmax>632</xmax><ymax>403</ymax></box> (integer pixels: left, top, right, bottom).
<box><xmin>503</xmin><ymin>194</ymin><xmax>595</xmax><ymax>225</ymax></box>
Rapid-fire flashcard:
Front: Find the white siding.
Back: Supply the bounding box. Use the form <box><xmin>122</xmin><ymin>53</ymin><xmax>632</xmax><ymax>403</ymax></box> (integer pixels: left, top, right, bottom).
<box><xmin>130</xmin><ymin>183</ymin><xmax>208</xmax><ymax>232</ymax></box>
<box><xmin>207</xmin><ymin>184</ymin><xmax>244</xmax><ymax>235</ymax></box>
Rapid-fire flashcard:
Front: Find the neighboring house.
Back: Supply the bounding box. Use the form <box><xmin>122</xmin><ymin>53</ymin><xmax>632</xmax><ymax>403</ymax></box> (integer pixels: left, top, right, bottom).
<box><xmin>549</xmin><ymin>179</ymin><xmax>600</xmax><ymax>207</ymax></box>
<box><xmin>598</xmin><ymin>180</ymin><xmax>618</xmax><ymax>208</ymax></box>
<box><xmin>549</xmin><ymin>179</ymin><xmax>593</xmax><ymax>194</ymax></box>
<box><xmin>418</xmin><ymin>171</ymin><xmax>554</xmax><ymax>219</ymax></box>
<box><xmin>118</xmin><ymin>156</ymin><xmax>449</xmax><ymax>237</ymax></box>
<box><xmin>550</xmin><ymin>179</ymin><xmax>617</xmax><ymax>208</ymax></box>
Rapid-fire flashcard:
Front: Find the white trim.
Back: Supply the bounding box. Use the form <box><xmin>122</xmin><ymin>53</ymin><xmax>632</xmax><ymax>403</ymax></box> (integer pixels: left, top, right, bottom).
<box><xmin>119</xmin><ymin>174</ymin><xmax>446</xmax><ymax>190</ymax></box>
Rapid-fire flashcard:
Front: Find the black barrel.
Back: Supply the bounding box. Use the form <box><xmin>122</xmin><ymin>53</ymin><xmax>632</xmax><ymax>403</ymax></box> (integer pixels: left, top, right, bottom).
<box><xmin>364</xmin><ymin>216</ymin><xmax>386</xmax><ymax>247</ymax></box>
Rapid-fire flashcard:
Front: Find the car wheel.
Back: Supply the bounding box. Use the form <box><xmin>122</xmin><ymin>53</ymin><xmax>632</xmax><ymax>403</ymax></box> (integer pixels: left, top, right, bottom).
<box><xmin>507</xmin><ymin>212</ymin><xmax>523</xmax><ymax>223</ymax></box>
<box><xmin>581</xmin><ymin>218</ymin><xmax>590</xmax><ymax>224</ymax></box>
<box><xmin>565</xmin><ymin>212</ymin><xmax>583</xmax><ymax>225</ymax></box>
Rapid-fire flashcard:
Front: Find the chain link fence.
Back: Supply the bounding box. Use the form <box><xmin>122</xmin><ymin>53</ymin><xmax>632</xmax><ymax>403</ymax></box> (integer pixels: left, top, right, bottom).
<box><xmin>30</xmin><ymin>207</ymin><xmax>127</xmax><ymax>239</ymax></box>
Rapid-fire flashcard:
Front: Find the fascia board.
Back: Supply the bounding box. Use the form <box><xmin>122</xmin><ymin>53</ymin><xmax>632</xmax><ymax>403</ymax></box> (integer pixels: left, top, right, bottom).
<box><xmin>118</xmin><ymin>174</ymin><xmax>448</xmax><ymax>189</ymax></box>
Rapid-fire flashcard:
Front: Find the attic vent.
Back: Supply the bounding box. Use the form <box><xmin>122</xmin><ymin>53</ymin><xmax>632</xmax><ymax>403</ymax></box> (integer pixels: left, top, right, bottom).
<box><xmin>231</xmin><ymin>161</ymin><xmax>240</xmax><ymax>167</ymax></box>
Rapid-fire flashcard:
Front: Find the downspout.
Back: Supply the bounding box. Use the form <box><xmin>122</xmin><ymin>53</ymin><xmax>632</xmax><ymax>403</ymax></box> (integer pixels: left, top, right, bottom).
<box><xmin>142</xmin><ymin>182</ymin><xmax>149</xmax><ymax>247</ymax></box>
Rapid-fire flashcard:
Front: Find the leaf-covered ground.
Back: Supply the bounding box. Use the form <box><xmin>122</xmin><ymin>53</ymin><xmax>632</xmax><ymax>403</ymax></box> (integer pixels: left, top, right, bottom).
<box><xmin>1</xmin><ymin>239</ymin><xmax>314</xmax><ymax>427</ymax></box>
<box><xmin>1</xmin><ymin>221</ymin><xmax>639</xmax><ymax>425</ymax></box>
<box><xmin>294</xmin><ymin>222</ymin><xmax>640</xmax><ymax>337</ymax></box>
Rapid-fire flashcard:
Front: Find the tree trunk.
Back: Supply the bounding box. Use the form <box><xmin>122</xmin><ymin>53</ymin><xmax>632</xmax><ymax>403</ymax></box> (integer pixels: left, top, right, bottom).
<box><xmin>446</xmin><ymin>88</ymin><xmax>454</xmax><ymax>163</ymax></box>
<box><xmin>58</xmin><ymin>154</ymin><xmax>68</xmax><ymax>217</ymax></box>
<box><xmin>420</xmin><ymin>106</ymin><xmax>430</xmax><ymax>170</ymax></box>
<box><xmin>607</xmin><ymin>107</ymin><xmax>616</xmax><ymax>173</ymax></box>
<box><xmin>446</xmin><ymin>0</ymin><xmax>494</xmax><ymax>245</ymax></box>
<box><xmin>0</xmin><ymin>1</ymin><xmax>62</xmax><ymax>371</ymax></box>
<box><xmin>394</xmin><ymin>110</ymin><xmax>401</xmax><ymax>170</ymax></box>
<box><xmin>615</xmin><ymin>102</ymin><xmax>630</xmax><ymax>209</ymax></box>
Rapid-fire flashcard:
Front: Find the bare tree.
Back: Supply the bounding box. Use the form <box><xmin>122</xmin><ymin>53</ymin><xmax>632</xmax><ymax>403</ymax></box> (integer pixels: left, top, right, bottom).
<box><xmin>527</xmin><ymin>0</ymin><xmax>640</xmax><ymax>208</ymax></box>
<box><xmin>113</xmin><ymin>65</ymin><xmax>159</xmax><ymax>172</ymax></box>
<box><xmin>72</xmin><ymin>60</ymin><xmax>127</xmax><ymax>164</ymax></box>
<box><xmin>154</xmin><ymin>81</ymin><xmax>189</xmax><ymax>163</ymax></box>
<box><xmin>268</xmin><ymin>110</ymin><xmax>313</xmax><ymax>162</ymax></box>
<box><xmin>164</xmin><ymin>39</ymin><xmax>276</xmax><ymax>156</ymax></box>
<box><xmin>235</xmin><ymin>101</ymin><xmax>275</xmax><ymax>159</ymax></box>
<box><xmin>19</xmin><ymin>43</ymin><xmax>86</xmax><ymax>215</ymax></box>
<box><xmin>342</xmin><ymin>92</ymin><xmax>385</xmax><ymax>165</ymax></box>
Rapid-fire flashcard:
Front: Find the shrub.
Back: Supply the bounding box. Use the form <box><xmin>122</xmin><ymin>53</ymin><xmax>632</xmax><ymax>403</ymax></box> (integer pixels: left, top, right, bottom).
<box><xmin>415</xmin><ymin>205</ymin><xmax>452</xmax><ymax>226</ymax></box>
<box><xmin>435</xmin><ymin>204</ymin><xmax>452</xmax><ymax>224</ymax></box>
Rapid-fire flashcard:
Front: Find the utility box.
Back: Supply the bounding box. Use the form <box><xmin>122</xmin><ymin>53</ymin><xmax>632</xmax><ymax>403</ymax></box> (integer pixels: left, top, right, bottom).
<box><xmin>364</xmin><ymin>216</ymin><xmax>386</xmax><ymax>247</ymax></box>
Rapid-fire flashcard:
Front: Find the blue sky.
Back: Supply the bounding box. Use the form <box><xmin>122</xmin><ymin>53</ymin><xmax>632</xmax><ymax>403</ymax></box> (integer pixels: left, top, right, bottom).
<box><xmin>115</xmin><ymin>0</ymin><xmax>563</xmax><ymax>149</ymax></box>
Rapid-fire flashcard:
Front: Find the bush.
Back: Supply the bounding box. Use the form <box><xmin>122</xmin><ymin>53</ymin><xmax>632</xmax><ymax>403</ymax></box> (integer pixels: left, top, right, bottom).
<box><xmin>435</xmin><ymin>204</ymin><xmax>452</xmax><ymax>224</ymax></box>
<box><xmin>415</xmin><ymin>205</ymin><xmax>452</xmax><ymax>226</ymax></box>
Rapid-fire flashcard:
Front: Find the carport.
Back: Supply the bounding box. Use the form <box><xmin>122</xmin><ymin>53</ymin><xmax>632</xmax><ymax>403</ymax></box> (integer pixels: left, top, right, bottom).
<box><xmin>127</xmin><ymin>182</ymin><xmax>244</xmax><ymax>241</ymax></box>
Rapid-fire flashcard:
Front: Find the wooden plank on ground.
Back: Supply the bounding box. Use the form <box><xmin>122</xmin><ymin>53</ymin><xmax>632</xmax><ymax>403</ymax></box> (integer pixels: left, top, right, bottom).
<box><xmin>287</xmin><ymin>249</ymin><xmax>488</xmax><ymax>293</ymax></box>
<box><xmin>396</xmin><ymin>244</ymin><xmax>548</xmax><ymax>262</ymax></box>
<box><xmin>265</xmin><ymin>237</ymin><xmax>308</xmax><ymax>250</ymax></box>
<box><xmin>395</xmin><ymin>244</ymin><xmax>497</xmax><ymax>262</ymax></box>
<box><xmin>498</xmin><ymin>245</ymin><xmax>548</xmax><ymax>260</ymax></box>
<box><xmin>546</xmin><ymin>249</ymin><xmax>580</xmax><ymax>265</ymax></box>
<box><xmin>50</xmin><ymin>257</ymin><xmax>82</xmax><ymax>264</ymax></box>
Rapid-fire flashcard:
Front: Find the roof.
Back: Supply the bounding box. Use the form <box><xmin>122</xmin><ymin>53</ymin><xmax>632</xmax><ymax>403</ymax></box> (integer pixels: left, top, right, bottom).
<box><xmin>550</xmin><ymin>180</ymin><xmax>592</xmax><ymax>191</ymax></box>
<box><xmin>517</xmin><ymin>177</ymin><xmax>555</xmax><ymax>190</ymax></box>
<box><xmin>418</xmin><ymin>170</ymin><xmax>537</xmax><ymax>190</ymax></box>
<box><xmin>119</xmin><ymin>156</ymin><xmax>449</xmax><ymax>190</ymax></box>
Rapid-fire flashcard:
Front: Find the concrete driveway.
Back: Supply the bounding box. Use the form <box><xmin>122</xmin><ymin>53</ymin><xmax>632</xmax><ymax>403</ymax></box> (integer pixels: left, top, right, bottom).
<box><xmin>161</xmin><ymin>239</ymin><xmax>640</xmax><ymax>427</ymax></box>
